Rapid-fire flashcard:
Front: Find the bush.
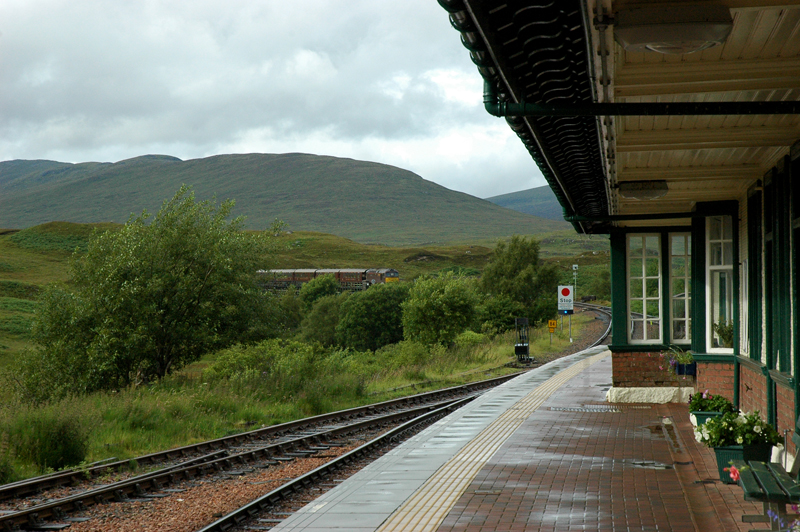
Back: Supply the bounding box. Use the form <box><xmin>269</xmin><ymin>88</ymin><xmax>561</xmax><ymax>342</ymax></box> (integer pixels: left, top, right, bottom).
<box><xmin>28</xmin><ymin>186</ymin><xmax>279</xmax><ymax>395</ymax></box>
<box><xmin>299</xmin><ymin>274</ymin><xmax>340</xmax><ymax>311</ymax></box>
<box><xmin>480</xmin><ymin>235</ymin><xmax>558</xmax><ymax>324</ymax></box>
<box><xmin>300</xmin><ymin>292</ymin><xmax>349</xmax><ymax>347</ymax></box>
<box><xmin>476</xmin><ymin>295</ymin><xmax>525</xmax><ymax>334</ymax></box>
<box><xmin>0</xmin><ymin>433</ymin><xmax>14</xmax><ymax>483</ymax></box>
<box><xmin>9</xmin><ymin>405</ymin><xmax>90</xmax><ymax>471</ymax></box>
<box><xmin>402</xmin><ymin>273</ymin><xmax>478</xmax><ymax>346</ymax></box>
<box><xmin>336</xmin><ymin>283</ymin><xmax>409</xmax><ymax>351</ymax></box>
<box><xmin>454</xmin><ymin>330</ymin><xmax>487</xmax><ymax>347</ymax></box>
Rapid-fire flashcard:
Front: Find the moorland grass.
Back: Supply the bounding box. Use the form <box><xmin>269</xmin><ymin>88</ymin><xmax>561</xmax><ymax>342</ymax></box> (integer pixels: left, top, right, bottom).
<box><xmin>0</xmin><ymin>314</ymin><xmax>591</xmax><ymax>482</ymax></box>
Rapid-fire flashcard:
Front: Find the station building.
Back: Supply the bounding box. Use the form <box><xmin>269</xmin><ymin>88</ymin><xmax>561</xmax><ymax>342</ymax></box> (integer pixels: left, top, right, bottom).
<box><xmin>438</xmin><ymin>0</ymin><xmax>800</xmax><ymax>454</ymax></box>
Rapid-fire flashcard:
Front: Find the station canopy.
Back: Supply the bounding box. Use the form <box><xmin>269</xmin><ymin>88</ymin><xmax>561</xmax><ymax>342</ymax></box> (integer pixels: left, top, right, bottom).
<box><xmin>439</xmin><ymin>0</ymin><xmax>800</xmax><ymax>233</ymax></box>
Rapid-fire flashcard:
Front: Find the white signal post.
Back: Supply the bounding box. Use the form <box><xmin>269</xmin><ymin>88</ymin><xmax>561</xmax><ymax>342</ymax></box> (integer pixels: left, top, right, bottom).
<box><xmin>558</xmin><ymin>285</ymin><xmax>574</xmax><ymax>342</ymax></box>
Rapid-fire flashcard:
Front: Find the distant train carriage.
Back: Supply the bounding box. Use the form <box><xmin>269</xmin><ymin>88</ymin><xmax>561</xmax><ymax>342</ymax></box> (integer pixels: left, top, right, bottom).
<box><xmin>366</xmin><ymin>268</ymin><xmax>399</xmax><ymax>285</ymax></box>
<box><xmin>257</xmin><ymin>268</ymin><xmax>400</xmax><ymax>292</ymax></box>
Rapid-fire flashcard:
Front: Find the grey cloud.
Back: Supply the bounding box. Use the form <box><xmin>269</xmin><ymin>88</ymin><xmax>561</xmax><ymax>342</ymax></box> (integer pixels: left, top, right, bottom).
<box><xmin>0</xmin><ymin>0</ymin><xmax>545</xmax><ymax>197</ymax></box>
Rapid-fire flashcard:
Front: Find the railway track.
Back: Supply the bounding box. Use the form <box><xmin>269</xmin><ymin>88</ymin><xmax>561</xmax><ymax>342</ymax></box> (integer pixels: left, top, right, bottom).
<box><xmin>0</xmin><ymin>376</ymin><xmax>515</xmax><ymax>531</ymax></box>
<box><xmin>0</xmin><ymin>305</ymin><xmax>613</xmax><ymax>531</ymax></box>
<box><xmin>195</xmin><ymin>306</ymin><xmax>613</xmax><ymax>532</ymax></box>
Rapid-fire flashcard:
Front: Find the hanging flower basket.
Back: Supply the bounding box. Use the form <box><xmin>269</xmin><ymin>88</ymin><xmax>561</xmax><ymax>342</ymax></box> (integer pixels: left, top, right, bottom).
<box><xmin>714</xmin><ymin>444</ymin><xmax>773</xmax><ymax>483</ymax></box>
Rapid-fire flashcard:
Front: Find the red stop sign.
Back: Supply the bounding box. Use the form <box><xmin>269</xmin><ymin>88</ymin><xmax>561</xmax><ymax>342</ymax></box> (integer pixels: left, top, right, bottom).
<box><xmin>561</xmin><ymin>287</ymin><xmax>571</xmax><ymax>297</ymax></box>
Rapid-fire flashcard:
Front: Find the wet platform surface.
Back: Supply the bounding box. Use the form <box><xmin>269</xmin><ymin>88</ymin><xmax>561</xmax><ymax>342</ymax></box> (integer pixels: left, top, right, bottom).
<box><xmin>273</xmin><ymin>347</ymin><xmax>769</xmax><ymax>531</ymax></box>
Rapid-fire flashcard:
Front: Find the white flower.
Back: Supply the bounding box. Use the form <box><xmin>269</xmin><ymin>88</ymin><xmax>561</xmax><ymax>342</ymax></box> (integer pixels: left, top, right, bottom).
<box><xmin>737</xmin><ymin>436</ymin><xmax>744</xmax><ymax>444</ymax></box>
<box><xmin>694</xmin><ymin>428</ymin><xmax>703</xmax><ymax>443</ymax></box>
<box><xmin>754</xmin><ymin>425</ymin><xmax>762</xmax><ymax>433</ymax></box>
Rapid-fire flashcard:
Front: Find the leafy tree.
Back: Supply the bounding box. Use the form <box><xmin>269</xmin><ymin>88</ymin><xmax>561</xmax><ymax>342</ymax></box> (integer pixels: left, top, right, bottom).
<box><xmin>480</xmin><ymin>235</ymin><xmax>558</xmax><ymax>324</ymax></box>
<box><xmin>477</xmin><ymin>295</ymin><xmax>525</xmax><ymax>334</ymax></box>
<box><xmin>28</xmin><ymin>186</ymin><xmax>277</xmax><ymax>396</ymax></box>
<box><xmin>299</xmin><ymin>274</ymin><xmax>340</xmax><ymax>311</ymax></box>
<box><xmin>276</xmin><ymin>286</ymin><xmax>303</xmax><ymax>334</ymax></box>
<box><xmin>336</xmin><ymin>282</ymin><xmax>410</xmax><ymax>351</ymax></box>
<box><xmin>300</xmin><ymin>292</ymin><xmax>350</xmax><ymax>347</ymax></box>
<box><xmin>402</xmin><ymin>273</ymin><xmax>478</xmax><ymax>346</ymax></box>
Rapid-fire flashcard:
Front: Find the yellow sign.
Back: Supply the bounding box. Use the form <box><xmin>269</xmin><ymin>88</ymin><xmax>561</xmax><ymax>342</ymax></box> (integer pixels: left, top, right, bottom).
<box><xmin>548</xmin><ymin>320</ymin><xmax>557</xmax><ymax>328</ymax></box>
<box><xmin>549</xmin><ymin>327</ymin><xmax>556</xmax><ymax>333</ymax></box>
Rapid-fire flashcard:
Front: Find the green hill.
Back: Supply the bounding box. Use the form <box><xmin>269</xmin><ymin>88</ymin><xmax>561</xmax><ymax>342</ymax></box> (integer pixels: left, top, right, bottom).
<box><xmin>0</xmin><ymin>153</ymin><xmax>568</xmax><ymax>245</ymax></box>
<box><xmin>485</xmin><ymin>186</ymin><xmax>564</xmax><ymax>221</ymax></box>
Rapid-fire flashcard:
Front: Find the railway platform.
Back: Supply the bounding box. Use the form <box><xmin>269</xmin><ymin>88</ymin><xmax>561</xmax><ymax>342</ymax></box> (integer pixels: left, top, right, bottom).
<box><xmin>272</xmin><ymin>346</ymin><xmax>770</xmax><ymax>531</ymax></box>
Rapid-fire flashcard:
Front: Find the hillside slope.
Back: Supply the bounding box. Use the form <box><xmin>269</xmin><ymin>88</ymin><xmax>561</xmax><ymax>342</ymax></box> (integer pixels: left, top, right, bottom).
<box><xmin>485</xmin><ymin>185</ymin><xmax>564</xmax><ymax>221</ymax></box>
<box><xmin>0</xmin><ymin>153</ymin><xmax>568</xmax><ymax>245</ymax></box>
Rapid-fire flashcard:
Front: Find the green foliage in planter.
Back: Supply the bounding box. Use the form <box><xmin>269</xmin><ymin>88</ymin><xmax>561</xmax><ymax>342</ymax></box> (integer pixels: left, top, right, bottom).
<box><xmin>694</xmin><ymin>411</ymin><xmax>783</xmax><ymax>448</ymax></box>
<box><xmin>688</xmin><ymin>391</ymin><xmax>736</xmax><ymax>413</ymax></box>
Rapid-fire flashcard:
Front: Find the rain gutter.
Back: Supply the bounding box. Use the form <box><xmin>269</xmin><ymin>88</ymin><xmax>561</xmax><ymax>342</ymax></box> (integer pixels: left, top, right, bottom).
<box><xmin>484</xmin><ymin>81</ymin><xmax>800</xmax><ymax>116</ymax></box>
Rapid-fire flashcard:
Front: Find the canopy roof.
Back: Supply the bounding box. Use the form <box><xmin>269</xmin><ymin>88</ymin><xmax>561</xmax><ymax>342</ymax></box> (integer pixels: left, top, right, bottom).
<box><xmin>440</xmin><ymin>0</ymin><xmax>800</xmax><ymax>233</ymax></box>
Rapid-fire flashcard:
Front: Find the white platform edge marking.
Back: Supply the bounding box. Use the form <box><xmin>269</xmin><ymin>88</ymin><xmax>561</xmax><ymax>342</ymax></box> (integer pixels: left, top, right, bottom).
<box><xmin>375</xmin><ymin>350</ymin><xmax>611</xmax><ymax>532</ymax></box>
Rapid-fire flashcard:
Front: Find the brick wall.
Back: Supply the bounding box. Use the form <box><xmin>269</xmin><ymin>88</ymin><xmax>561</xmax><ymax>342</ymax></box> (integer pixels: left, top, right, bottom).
<box><xmin>695</xmin><ymin>362</ymin><xmax>735</xmax><ymax>400</ymax></box>
<box><xmin>738</xmin><ymin>364</ymin><xmax>767</xmax><ymax>415</ymax></box>
<box><xmin>612</xmin><ymin>351</ymin><xmax>695</xmax><ymax>388</ymax></box>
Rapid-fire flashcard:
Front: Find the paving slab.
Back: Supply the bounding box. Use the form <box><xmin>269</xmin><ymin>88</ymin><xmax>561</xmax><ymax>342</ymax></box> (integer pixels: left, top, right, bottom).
<box><xmin>272</xmin><ymin>346</ymin><xmax>772</xmax><ymax>531</ymax></box>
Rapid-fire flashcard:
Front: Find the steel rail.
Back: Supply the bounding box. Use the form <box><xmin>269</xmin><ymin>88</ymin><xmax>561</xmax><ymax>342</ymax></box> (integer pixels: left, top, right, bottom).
<box><xmin>194</xmin><ymin>397</ymin><xmax>475</xmax><ymax>532</ymax></box>
<box><xmin>0</xmin><ymin>373</ymin><xmax>519</xmax><ymax>502</ymax></box>
<box><xmin>574</xmin><ymin>302</ymin><xmax>613</xmax><ymax>348</ymax></box>
<box><xmin>0</xmin><ymin>399</ymin><xmax>464</xmax><ymax>531</ymax></box>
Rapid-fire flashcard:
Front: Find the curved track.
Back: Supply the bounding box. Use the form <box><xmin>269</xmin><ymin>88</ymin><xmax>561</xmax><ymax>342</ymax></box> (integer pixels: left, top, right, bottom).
<box><xmin>0</xmin><ymin>307</ymin><xmax>613</xmax><ymax>531</ymax></box>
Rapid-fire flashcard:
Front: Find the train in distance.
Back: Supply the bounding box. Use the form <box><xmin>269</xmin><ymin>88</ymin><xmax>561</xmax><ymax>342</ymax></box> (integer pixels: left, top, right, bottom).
<box><xmin>258</xmin><ymin>268</ymin><xmax>400</xmax><ymax>291</ymax></box>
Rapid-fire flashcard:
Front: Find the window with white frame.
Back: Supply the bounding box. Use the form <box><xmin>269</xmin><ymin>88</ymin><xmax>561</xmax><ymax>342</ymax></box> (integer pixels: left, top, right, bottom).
<box><xmin>628</xmin><ymin>234</ymin><xmax>661</xmax><ymax>343</ymax></box>
<box><xmin>670</xmin><ymin>234</ymin><xmax>691</xmax><ymax>344</ymax></box>
<box><xmin>707</xmin><ymin>216</ymin><xmax>734</xmax><ymax>351</ymax></box>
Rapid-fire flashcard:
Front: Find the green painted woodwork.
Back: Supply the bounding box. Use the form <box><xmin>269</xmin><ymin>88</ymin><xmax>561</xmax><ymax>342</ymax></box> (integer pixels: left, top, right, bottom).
<box><xmin>610</xmin><ymin>231</ymin><xmax>629</xmax><ymax>348</ymax></box>
<box><xmin>748</xmin><ymin>189</ymin><xmax>763</xmax><ymax>363</ymax></box>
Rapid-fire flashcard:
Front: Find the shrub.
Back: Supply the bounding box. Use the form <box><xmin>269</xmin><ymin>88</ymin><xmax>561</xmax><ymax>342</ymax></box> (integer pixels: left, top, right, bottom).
<box><xmin>300</xmin><ymin>292</ymin><xmax>349</xmax><ymax>347</ymax></box>
<box><xmin>0</xmin><ymin>433</ymin><xmax>14</xmax><ymax>484</ymax></box>
<box><xmin>454</xmin><ymin>331</ymin><xmax>487</xmax><ymax>347</ymax></box>
<box><xmin>10</xmin><ymin>405</ymin><xmax>90</xmax><ymax>471</ymax></box>
<box><xmin>480</xmin><ymin>235</ymin><xmax>558</xmax><ymax>324</ymax></box>
<box><xmin>402</xmin><ymin>273</ymin><xmax>478</xmax><ymax>346</ymax></box>
<box><xmin>29</xmin><ymin>186</ymin><xmax>279</xmax><ymax>394</ymax></box>
<box><xmin>336</xmin><ymin>283</ymin><xmax>409</xmax><ymax>351</ymax></box>
<box><xmin>299</xmin><ymin>274</ymin><xmax>340</xmax><ymax>311</ymax></box>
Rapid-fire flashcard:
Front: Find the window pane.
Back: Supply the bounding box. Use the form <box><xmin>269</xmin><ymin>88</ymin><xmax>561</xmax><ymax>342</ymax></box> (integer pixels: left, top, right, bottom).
<box><xmin>647</xmin><ymin>320</ymin><xmax>660</xmax><ymax>339</ymax></box>
<box><xmin>629</xmin><ymin>236</ymin><xmax>643</xmax><ymax>254</ymax></box>
<box><xmin>723</xmin><ymin>216</ymin><xmax>733</xmax><ymax>239</ymax></box>
<box><xmin>709</xmin><ymin>217</ymin><xmax>722</xmax><ymax>240</ymax></box>
<box><xmin>646</xmin><ymin>300</ymin><xmax>660</xmax><ymax>319</ymax></box>
<box><xmin>645</xmin><ymin>258</ymin><xmax>659</xmax><ymax>277</ymax></box>
<box><xmin>673</xmin><ymin>321</ymin><xmax>687</xmax><ymax>340</ymax></box>
<box><xmin>710</xmin><ymin>242</ymin><xmax>723</xmax><ymax>266</ymax></box>
<box><xmin>671</xmin><ymin>236</ymin><xmax>685</xmax><ymax>256</ymax></box>
<box><xmin>645</xmin><ymin>236</ymin><xmax>659</xmax><ymax>254</ymax></box>
<box><xmin>631</xmin><ymin>320</ymin><xmax>644</xmax><ymax>340</ymax></box>
<box><xmin>672</xmin><ymin>257</ymin><xmax>686</xmax><ymax>277</ymax></box>
<box><xmin>646</xmin><ymin>278</ymin><xmax>659</xmax><ymax>297</ymax></box>
<box><xmin>723</xmin><ymin>242</ymin><xmax>733</xmax><ymax>265</ymax></box>
<box><xmin>711</xmin><ymin>269</ymin><xmax>734</xmax><ymax>348</ymax></box>
<box><xmin>629</xmin><ymin>258</ymin><xmax>643</xmax><ymax>278</ymax></box>
<box><xmin>630</xmin><ymin>300</ymin><xmax>644</xmax><ymax>314</ymax></box>
<box><xmin>672</xmin><ymin>278</ymin><xmax>685</xmax><ymax>296</ymax></box>
<box><xmin>630</xmin><ymin>279</ymin><xmax>643</xmax><ymax>298</ymax></box>
<box><xmin>673</xmin><ymin>299</ymin><xmax>686</xmax><ymax>319</ymax></box>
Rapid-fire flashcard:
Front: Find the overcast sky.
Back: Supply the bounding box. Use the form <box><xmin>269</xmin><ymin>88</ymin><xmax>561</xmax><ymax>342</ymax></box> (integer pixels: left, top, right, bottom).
<box><xmin>0</xmin><ymin>0</ymin><xmax>546</xmax><ymax>199</ymax></box>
